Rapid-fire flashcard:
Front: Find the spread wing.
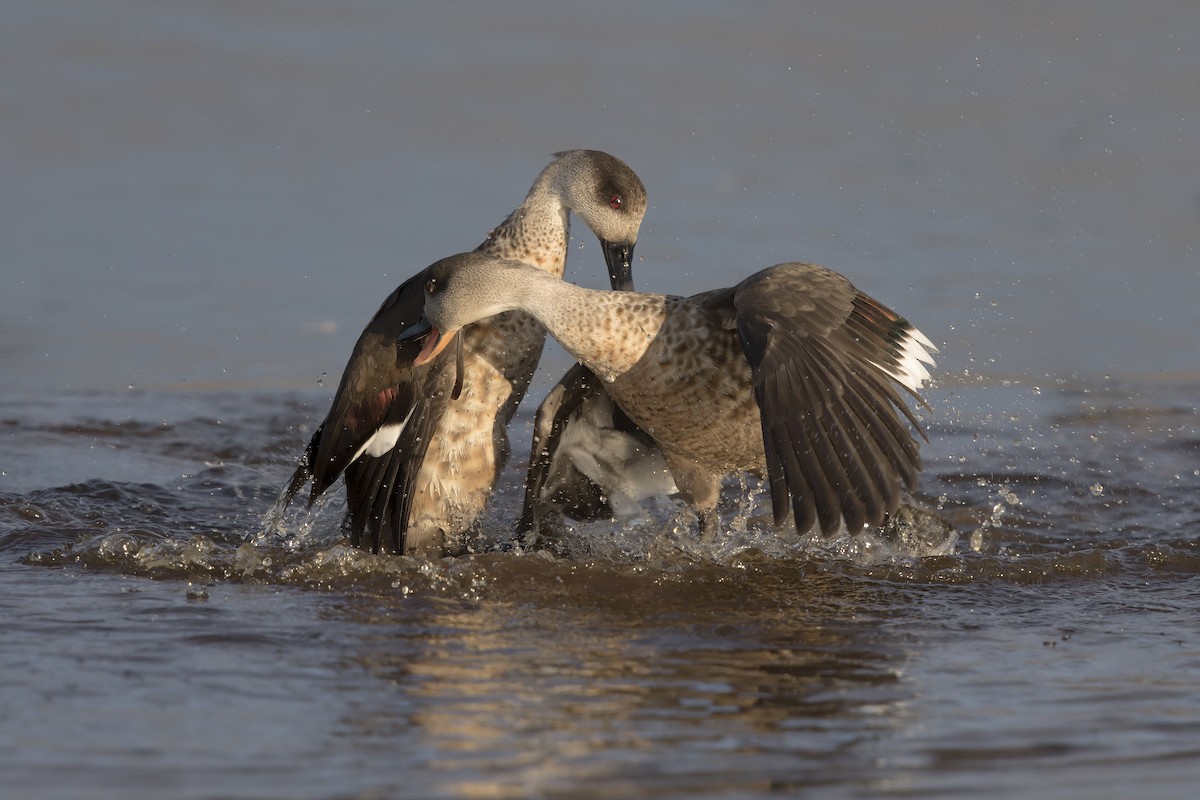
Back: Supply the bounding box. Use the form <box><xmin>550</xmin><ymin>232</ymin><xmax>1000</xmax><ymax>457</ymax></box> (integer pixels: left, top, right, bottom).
<box><xmin>726</xmin><ymin>263</ymin><xmax>935</xmax><ymax>536</ymax></box>
<box><xmin>280</xmin><ymin>268</ymin><xmax>455</xmax><ymax>553</ymax></box>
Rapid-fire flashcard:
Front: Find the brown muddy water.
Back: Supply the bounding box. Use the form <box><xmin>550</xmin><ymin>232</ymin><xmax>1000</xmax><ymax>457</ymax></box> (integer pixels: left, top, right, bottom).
<box><xmin>3</xmin><ymin>3</ymin><xmax>1199</xmax><ymax>798</ymax></box>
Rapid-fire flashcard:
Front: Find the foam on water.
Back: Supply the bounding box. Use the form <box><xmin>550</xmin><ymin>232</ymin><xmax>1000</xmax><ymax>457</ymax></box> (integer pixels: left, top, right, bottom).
<box><xmin>10</xmin><ymin>379</ymin><xmax>1195</xmax><ymax>600</ymax></box>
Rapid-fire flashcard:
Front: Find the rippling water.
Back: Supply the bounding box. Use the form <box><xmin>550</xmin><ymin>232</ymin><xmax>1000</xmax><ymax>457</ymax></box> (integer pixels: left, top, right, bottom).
<box><xmin>4</xmin><ymin>1</ymin><xmax>1200</xmax><ymax>798</ymax></box>
<box><xmin>3</xmin><ymin>379</ymin><xmax>1198</xmax><ymax>798</ymax></box>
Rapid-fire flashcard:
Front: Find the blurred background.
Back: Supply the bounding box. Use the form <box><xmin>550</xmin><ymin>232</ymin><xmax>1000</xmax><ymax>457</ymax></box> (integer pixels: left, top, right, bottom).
<box><xmin>3</xmin><ymin>0</ymin><xmax>1196</xmax><ymax>398</ymax></box>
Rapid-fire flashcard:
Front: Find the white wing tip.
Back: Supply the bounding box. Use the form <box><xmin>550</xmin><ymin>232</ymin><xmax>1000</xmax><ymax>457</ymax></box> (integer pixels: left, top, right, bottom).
<box><xmin>879</xmin><ymin>325</ymin><xmax>938</xmax><ymax>391</ymax></box>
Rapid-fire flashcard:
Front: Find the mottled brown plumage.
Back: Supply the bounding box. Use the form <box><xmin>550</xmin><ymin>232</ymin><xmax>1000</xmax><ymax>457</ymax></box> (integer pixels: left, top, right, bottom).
<box><xmin>281</xmin><ymin>151</ymin><xmax>647</xmax><ymax>555</ymax></box>
<box><xmin>410</xmin><ymin>254</ymin><xmax>937</xmax><ymax>541</ymax></box>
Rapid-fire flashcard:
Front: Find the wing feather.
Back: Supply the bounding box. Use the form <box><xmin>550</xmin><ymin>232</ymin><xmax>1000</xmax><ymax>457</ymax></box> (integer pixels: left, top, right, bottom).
<box><xmin>734</xmin><ymin>263</ymin><xmax>931</xmax><ymax>535</ymax></box>
<box><xmin>280</xmin><ymin>268</ymin><xmax>455</xmax><ymax>550</ymax></box>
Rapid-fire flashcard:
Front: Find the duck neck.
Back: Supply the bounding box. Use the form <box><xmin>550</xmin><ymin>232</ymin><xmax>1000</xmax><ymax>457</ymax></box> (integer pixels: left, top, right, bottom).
<box><xmin>478</xmin><ymin>164</ymin><xmax>572</xmax><ymax>277</ymax></box>
<box><xmin>516</xmin><ymin>272</ymin><xmax>663</xmax><ymax>382</ymax></box>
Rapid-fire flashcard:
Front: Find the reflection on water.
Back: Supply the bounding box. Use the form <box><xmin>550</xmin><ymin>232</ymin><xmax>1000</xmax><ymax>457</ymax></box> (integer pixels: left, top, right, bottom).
<box><xmin>339</xmin><ymin>589</ymin><xmax>909</xmax><ymax>797</ymax></box>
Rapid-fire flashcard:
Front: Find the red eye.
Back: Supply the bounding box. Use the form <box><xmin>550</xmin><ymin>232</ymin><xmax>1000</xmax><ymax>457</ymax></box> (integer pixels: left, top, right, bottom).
<box><xmin>609</xmin><ymin>195</ymin><xmax>622</xmax><ymax>210</ymax></box>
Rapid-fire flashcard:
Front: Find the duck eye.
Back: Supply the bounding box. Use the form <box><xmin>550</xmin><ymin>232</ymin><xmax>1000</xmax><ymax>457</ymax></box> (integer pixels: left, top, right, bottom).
<box><xmin>425</xmin><ymin>278</ymin><xmax>437</xmax><ymax>295</ymax></box>
<box><xmin>609</xmin><ymin>194</ymin><xmax>622</xmax><ymax>210</ymax></box>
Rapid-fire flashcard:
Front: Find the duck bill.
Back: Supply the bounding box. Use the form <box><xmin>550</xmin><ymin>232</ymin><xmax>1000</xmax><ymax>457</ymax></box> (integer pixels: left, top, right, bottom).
<box><xmin>414</xmin><ymin>325</ymin><xmax>457</xmax><ymax>366</ymax></box>
<box><xmin>398</xmin><ymin>319</ymin><xmax>458</xmax><ymax>367</ymax></box>
<box><xmin>601</xmin><ymin>240</ymin><xmax>636</xmax><ymax>292</ymax></box>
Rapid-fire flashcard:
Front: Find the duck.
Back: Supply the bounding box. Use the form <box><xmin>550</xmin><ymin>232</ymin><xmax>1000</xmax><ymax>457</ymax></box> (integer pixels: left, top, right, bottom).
<box><xmin>402</xmin><ymin>252</ymin><xmax>937</xmax><ymax>540</ymax></box>
<box><xmin>518</xmin><ymin>361</ymin><xmax>675</xmax><ymax>532</ymax></box>
<box><xmin>281</xmin><ymin>151</ymin><xmax>647</xmax><ymax>555</ymax></box>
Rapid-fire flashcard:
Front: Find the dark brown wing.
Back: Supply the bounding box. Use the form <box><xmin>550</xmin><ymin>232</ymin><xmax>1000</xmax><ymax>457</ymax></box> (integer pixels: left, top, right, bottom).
<box><xmin>281</xmin><ymin>268</ymin><xmax>451</xmax><ymax>552</ymax></box>
<box><xmin>342</xmin><ymin>360</ymin><xmax>455</xmax><ymax>553</ymax></box>
<box><xmin>730</xmin><ymin>263</ymin><xmax>928</xmax><ymax>536</ymax></box>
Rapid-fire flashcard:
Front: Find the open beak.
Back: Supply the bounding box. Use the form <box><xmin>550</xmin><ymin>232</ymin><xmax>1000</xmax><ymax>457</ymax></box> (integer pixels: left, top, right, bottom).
<box><xmin>601</xmin><ymin>240</ymin><xmax>636</xmax><ymax>292</ymax></box>
<box><xmin>415</xmin><ymin>326</ymin><xmax>457</xmax><ymax>366</ymax></box>
<box><xmin>397</xmin><ymin>318</ymin><xmax>458</xmax><ymax>367</ymax></box>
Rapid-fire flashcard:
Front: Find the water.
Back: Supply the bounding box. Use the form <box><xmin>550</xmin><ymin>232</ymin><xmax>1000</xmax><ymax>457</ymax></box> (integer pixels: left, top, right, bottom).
<box><xmin>2</xmin><ymin>3</ymin><xmax>1199</xmax><ymax>798</ymax></box>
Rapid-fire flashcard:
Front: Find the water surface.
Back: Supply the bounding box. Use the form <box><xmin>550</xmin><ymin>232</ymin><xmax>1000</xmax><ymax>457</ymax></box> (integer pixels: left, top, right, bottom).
<box><xmin>2</xmin><ymin>3</ymin><xmax>1198</xmax><ymax>798</ymax></box>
